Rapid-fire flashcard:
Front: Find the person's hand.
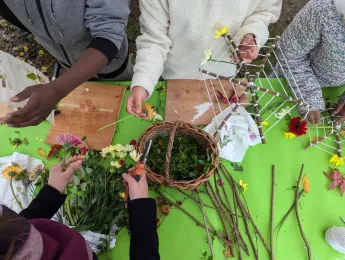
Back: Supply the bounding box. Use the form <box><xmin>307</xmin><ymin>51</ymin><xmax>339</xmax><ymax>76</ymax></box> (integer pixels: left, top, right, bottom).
<box><xmin>306</xmin><ymin>110</ymin><xmax>321</xmax><ymax>124</ymax></box>
<box><xmin>333</xmin><ymin>102</ymin><xmax>345</xmax><ymax>123</ymax></box>
<box><xmin>122</xmin><ymin>168</ymin><xmax>148</xmax><ymax>200</ymax></box>
<box><xmin>237</xmin><ymin>34</ymin><xmax>258</xmax><ymax>64</ymax></box>
<box><xmin>127</xmin><ymin>86</ymin><xmax>148</xmax><ymax>117</ymax></box>
<box><xmin>2</xmin><ymin>82</ymin><xmax>62</xmax><ymax>127</ymax></box>
<box><xmin>48</xmin><ymin>156</ymin><xmax>84</xmax><ymax>193</ymax></box>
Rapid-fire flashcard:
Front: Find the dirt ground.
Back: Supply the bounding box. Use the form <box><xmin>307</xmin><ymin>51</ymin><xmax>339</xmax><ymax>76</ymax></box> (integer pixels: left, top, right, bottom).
<box><xmin>0</xmin><ymin>0</ymin><xmax>309</xmax><ymax>77</ymax></box>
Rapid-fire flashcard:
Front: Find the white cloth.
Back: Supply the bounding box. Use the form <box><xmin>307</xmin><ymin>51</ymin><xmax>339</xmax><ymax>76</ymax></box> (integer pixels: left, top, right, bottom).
<box><xmin>325</xmin><ymin>227</ymin><xmax>345</xmax><ymax>254</ymax></box>
<box><xmin>0</xmin><ymin>50</ymin><xmax>54</xmax><ymax>124</ymax></box>
<box><xmin>0</xmin><ymin>152</ymin><xmax>43</xmax><ymax>213</ymax></box>
<box><xmin>131</xmin><ymin>0</ymin><xmax>282</xmax><ymax>97</ymax></box>
<box><xmin>204</xmin><ymin>104</ymin><xmax>261</xmax><ymax>162</ymax></box>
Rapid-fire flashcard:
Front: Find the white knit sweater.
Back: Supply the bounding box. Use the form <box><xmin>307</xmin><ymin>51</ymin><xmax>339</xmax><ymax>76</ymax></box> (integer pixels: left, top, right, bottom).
<box><xmin>131</xmin><ymin>0</ymin><xmax>282</xmax><ymax>97</ymax></box>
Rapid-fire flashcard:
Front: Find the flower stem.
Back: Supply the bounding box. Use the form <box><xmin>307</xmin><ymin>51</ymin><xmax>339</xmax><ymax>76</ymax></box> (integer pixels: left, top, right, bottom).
<box><xmin>62</xmin><ymin>148</ymin><xmax>67</xmax><ymax>172</ymax></box>
<box><xmin>98</xmin><ymin>115</ymin><xmax>135</xmax><ymax>131</ymax></box>
<box><xmin>65</xmin><ymin>192</ymin><xmax>76</xmax><ymax>226</ymax></box>
<box><xmin>10</xmin><ymin>177</ymin><xmax>23</xmax><ymax>210</ymax></box>
<box><xmin>210</xmin><ymin>59</ymin><xmax>237</xmax><ymax>65</ymax></box>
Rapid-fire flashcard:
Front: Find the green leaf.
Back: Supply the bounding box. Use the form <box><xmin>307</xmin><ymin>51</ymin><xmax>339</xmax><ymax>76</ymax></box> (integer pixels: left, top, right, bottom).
<box><xmin>80</xmin><ymin>182</ymin><xmax>87</xmax><ymax>191</ymax></box>
<box><xmin>73</xmin><ymin>175</ymin><xmax>80</xmax><ymax>186</ymax></box>
<box><xmin>85</xmin><ymin>168</ymin><xmax>93</xmax><ymax>174</ymax></box>
<box><xmin>198</xmin><ymin>160</ymin><xmax>205</xmax><ymax>165</ymax></box>
<box><xmin>230</xmin><ymin>163</ymin><xmax>243</xmax><ymax>172</ymax></box>
<box><xmin>202</xmin><ymin>252</ymin><xmax>207</xmax><ymax>257</ymax></box>
<box><xmin>11</xmin><ymin>162</ymin><xmax>20</xmax><ymax>167</ymax></box>
<box><xmin>16</xmin><ymin>186</ymin><xmax>22</xmax><ymax>193</ymax></box>
<box><xmin>26</xmin><ymin>73</ymin><xmax>37</xmax><ymax>81</ymax></box>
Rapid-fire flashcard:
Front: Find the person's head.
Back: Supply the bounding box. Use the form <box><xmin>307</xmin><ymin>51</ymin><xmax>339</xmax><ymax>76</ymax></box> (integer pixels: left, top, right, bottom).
<box><xmin>0</xmin><ymin>205</ymin><xmax>31</xmax><ymax>260</ymax></box>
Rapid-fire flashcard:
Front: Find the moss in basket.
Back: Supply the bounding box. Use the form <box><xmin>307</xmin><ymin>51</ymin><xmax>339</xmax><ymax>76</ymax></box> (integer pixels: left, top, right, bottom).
<box><xmin>147</xmin><ymin>134</ymin><xmax>215</xmax><ymax>180</ymax></box>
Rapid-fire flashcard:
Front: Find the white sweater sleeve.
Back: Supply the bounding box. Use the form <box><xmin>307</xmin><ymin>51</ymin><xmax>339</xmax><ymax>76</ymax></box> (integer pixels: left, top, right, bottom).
<box><xmin>130</xmin><ymin>0</ymin><xmax>172</xmax><ymax>97</ymax></box>
<box><xmin>234</xmin><ymin>0</ymin><xmax>282</xmax><ymax>49</ymax></box>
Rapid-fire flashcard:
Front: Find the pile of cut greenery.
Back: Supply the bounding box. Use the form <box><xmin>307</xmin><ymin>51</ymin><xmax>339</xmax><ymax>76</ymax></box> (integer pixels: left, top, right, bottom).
<box><xmin>147</xmin><ymin>134</ymin><xmax>215</xmax><ymax>180</ymax></box>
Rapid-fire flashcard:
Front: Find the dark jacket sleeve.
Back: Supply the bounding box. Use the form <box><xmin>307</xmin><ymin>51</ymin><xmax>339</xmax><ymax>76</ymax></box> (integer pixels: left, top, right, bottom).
<box><xmin>128</xmin><ymin>198</ymin><xmax>160</xmax><ymax>260</ymax></box>
<box><xmin>0</xmin><ymin>0</ymin><xmax>29</xmax><ymax>32</ymax></box>
<box><xmin>19</xmin><ymin>185</ymin><xmax>66</xmax><ymax>220</ymax></box>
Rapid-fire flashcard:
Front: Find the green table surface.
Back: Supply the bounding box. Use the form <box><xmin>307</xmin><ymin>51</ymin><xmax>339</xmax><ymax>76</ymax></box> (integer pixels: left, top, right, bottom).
<box><xmin>1</xmin><ymin>79</ymin><xmax>345</xmax><ymax>260</ymax></box>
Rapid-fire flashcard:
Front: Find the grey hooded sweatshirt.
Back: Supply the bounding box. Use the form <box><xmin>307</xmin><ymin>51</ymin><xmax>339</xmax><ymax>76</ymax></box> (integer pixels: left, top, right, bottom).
<box><xmin>3</xmin><ymin>0</ymin><xmax>130</xmax><ymax>78</ymax></box>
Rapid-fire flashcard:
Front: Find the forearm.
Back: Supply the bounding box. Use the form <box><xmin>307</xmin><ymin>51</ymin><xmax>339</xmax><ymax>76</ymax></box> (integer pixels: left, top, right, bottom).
<box><xmin>54</xmin><ymin>48</ymin><xmax>108</xmax><ymax>98</ymax></box>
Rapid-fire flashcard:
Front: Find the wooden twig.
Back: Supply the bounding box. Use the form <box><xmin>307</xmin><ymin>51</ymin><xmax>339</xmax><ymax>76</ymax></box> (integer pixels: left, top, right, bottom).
<box><xmin>270</xmin><ymin>165</ymin><xmax>276</xmax><ymax>260</ymax></box>
<box><xmin>156</xmin><ymin>188</ymin><xmax>232</xmax><ymax>247</ymax></box>
<box><xmin>206</xmin><ymin>182</ymin><xmax>235</xmax><ymax>257</ymax></box>
<box><xmin>295</xmin><ymin>165</ymin><xmax>311</xmax><ymax>260</ymax></box>
<box><xmin>214</xmin><ymin>171</ymin><xmax>250</xmax><ymax>255</ymax></box>
<box><xmin>220</xmin><ymin>163</ymin><xmax>272</xmax><ymax>254</ymax></box>
<box><xmin>304</xmin><ymin>131</ymin><xmax>333</xmax><ymax>149</ymax></box>
<box><xmin>196</xmin><ymin>188</ymin><xmax>214</xmax><ymax>256</ymax></box>
<box><xmin>231</xmin><ymin>182</ymin><xmax>243</xmax><ymax>260</ymax></box>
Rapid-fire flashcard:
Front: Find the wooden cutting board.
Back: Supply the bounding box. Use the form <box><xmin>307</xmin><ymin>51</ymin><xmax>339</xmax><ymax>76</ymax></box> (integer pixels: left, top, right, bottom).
<box><xmin>165</xmin><ymin>79</ymin><xmax>247</xmax><ymax>125</ymax></box>
<box><xmin>46</xmin><ymin>82</ymin><xmax>125</xmax><ymax>151</ymax></box>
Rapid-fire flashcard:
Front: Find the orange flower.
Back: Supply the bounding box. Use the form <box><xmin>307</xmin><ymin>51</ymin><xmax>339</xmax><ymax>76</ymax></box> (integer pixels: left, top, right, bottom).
<box><xmin>142</xmin><ymin>103</ymin><xmax>154</xmax><ymax>119</ymax></box>
<box><xmin>159</xmin><ymin>205</ymin><xmax>171</xmax><ymax>216</ymax></box>
<box><xmin>302</xmin><ymin>175</ymin><xmax>310</xmax><ymax>193</ymax></box>
<box><xmin>2</xmin><ymin>166</ymin><xmax>22</xmax><ymax>180</ymax></box>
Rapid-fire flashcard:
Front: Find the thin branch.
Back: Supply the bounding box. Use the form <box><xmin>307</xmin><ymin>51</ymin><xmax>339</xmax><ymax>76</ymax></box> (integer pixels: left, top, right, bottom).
<box><xmin>295</xmin><ymin>165</ymin><xmax>311</xmax><ymax>260</ymax></box>
<box><xmin>196</xmin><ymin>188</ymin><xmax>214</xmax><ymax>256</ymax></box>
<box><xmin>270</xmin><ymin>165</ymin><xmax>276</xmax><ymax>260</ymax></box>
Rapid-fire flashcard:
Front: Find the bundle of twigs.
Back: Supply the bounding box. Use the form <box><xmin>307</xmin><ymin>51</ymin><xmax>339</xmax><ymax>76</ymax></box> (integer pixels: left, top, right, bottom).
<box><xmin>155</xmin><ymin>162</ymin><xmax>271</xmax><ymax>259</ymax></box>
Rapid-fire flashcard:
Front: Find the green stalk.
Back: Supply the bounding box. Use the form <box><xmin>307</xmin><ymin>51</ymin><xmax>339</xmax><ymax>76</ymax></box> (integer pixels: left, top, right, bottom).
<box><xmin>98</xmin><ymin>115</ymin><xmax>134</xmax><ymax>131</ymax></box>
<box><xmin>10</xmin><ymin>177</ymin><xmax>23</xmax><ymax>210</ymax></box>
<box><xmin>65</xmin><ymin>192</ymin><xmax>76</xmax><ymax>226</ymax></box>
<box><xmin>62</xmin><ymin>148</ymin><xmax>67</xmax><ymax>172</ymax></box>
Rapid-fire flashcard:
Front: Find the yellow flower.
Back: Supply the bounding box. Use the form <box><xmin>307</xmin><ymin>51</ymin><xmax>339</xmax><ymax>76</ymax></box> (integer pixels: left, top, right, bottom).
<box><xmin>111</xmin><ymin>161</ymin><xmax>121</xmax><ymax>169</ymax></box>
<box><xmin>113</xmin><ymin>144</ymin><xmax>125</xmax><ymax>152</ymax></box>
<box><xmin>262</xmin><ymin>121</ymin><xmax>269</xmax><ymax>126</ymax></box>
<box><xmin>330</xmin><ymin>154</ymin><xmax>345</xmax><ymax>166</ymax></box>
<box><xmin>124</xmin><ymin>144</ymin><xmax>135</xmax><ymax>152</ymax></box>
<box><xmin>41</xmin><ymin>66</ymin><xmax>48</xmax><ymax>73</ymax></box>
<box><xmin>129</xmin><ymin>150</ymin><xmax>141</xmax><ymax>162</ymax></box>
<box><xmin>38</xmin><ymin>50</ymin><xmax>44</xmax><ymax>55</ymax></box>
<box><xmin>283</xmin><ymin>132</ymin><xmax>296</xmax><ymax>139</ymax></box>
<box><xmin>116</xmin><ymin>151</ymin><xmax>127</xmax><ymax>159</ymax></box>
<box><xmin>19</xmin><ymin>52</ymin><xmax>25</xmax><ymax>57</ymax></box>
<box><xmin>142</xmin><ymin>103</ymin><xmax>154</xmax><ymax>119</ymax></box>
<box><xmin>2</xmin><ymin>166</ymin><xmax>22</xmax><ymax>180</ymax></box>
<box><xmin>215</xmin><ymin>26</ymin><xmax>229</xmax><ymax>39</ymax></box>
<box><xmin>201</xmin><ymin>48</ymin><xmax>212</xmax><ymax>65</ymax></box>
<box><xmin>23</xmin><ymin>45</ymin><xmax>28</xmax><ymax>51</ymax></box>
<box><xmin>302</xmin><ymin>175</ymin><xmax>310</xmax><ymax>193</ymax></box>
<box><xmin>119</xmin><ymin>192</ymin><xmax>126</xmax><ymax>198</ymax></box>
<box><xmin>239</xmin><ymin>180</ymin><xmax>248</xmax><ymax>192</ymax></box>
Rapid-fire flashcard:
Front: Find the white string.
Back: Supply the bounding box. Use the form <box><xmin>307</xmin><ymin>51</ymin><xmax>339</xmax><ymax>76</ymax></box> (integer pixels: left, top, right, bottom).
<box><xmin>203</xmin><ymin>79</ymin><xmax>219</xmax><ymax>127</ymax></box>
<box><xmin>264</xmin><ymin>104</ymin><xmax>297</xmax><ymax>134</ymax></box>
<box><xmin>267</xmin><ymin>58</ymin><xmax>288</xmax><ymax>95</ymax></box>
<box><xmin>217</xmin><ymin>79</ymin><xmax>231</xmax><ymax>107</ymax></box>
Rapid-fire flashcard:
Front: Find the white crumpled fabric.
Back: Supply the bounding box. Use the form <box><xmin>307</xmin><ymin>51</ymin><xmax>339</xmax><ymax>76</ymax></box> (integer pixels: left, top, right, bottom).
<box><xmin>325</xmin><ymin>227</ymin><xmax>345</xmax><ymax>254</ymax></box>
<box><xmin>204</xmin><ymin>104</ymin><xmax>261</xmax><ymax>162</ymax></box>
<box><xmin>0</xmin><ymin>152</ymin><xmax>117</xmax><ymax>253</ymax></box>
<box><xmin>0</xmin><ymin>50</ymin><xmax>54</xmax><ymax>124</ymax></box>
<box><xmin>0</xmin><ymin>152</ymin><xmax>43</xmax><ymax>213</ymax></box>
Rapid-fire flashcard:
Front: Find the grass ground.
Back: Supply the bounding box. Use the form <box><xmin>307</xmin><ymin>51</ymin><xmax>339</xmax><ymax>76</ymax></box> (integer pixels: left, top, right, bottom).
<box><xmin>0</xmin><ymin>0</ymin><xmax>309</xmax><ymax>77</ymax></box>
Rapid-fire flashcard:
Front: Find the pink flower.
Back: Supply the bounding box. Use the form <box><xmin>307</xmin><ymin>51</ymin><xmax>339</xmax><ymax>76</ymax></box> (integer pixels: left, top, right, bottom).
<box><xmin>250</xmin><ymin>133</ymin><xmax>257</xmax><ymax>141</ymax></box>
<box><xmin>217</xmin><ymin>179</ymin><xmax>224</xmax><ymax>186</ymax></box>
<box><xmin>56</xmin><ymin>133</ymin><xmax>83</xmax><ymax>148</ymax></box>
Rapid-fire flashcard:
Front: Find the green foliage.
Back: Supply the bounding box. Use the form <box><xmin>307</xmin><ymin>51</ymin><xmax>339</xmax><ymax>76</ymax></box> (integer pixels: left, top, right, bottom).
<box><xmin>26</xmin><ymin>73</ymin><xmax>37</xmax><ymax>80</ymax></box>
<box><xmin>230</xmin><ymin>163</ymin><xmax>243</xmax><ymax>172</ymax></box>
<box><xmin>147</xmin><ymin>134</ymin><xmax>215</xmax><ymax>180</ymax></box>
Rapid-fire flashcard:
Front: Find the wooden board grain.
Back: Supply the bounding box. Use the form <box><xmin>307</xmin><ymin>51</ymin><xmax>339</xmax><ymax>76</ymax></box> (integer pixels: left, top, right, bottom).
<box><xmin>165</xmin><ymin>79</ymin><xmax>248</xmax><ymax>125</ymax></box>
<box><xmin>46</xmin><ymin>82</ymin><xmax>125</xmax><ymax>151</ymax></box>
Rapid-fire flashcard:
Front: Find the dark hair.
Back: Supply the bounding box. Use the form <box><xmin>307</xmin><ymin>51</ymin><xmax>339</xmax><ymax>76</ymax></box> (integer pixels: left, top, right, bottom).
<box><xmin>0</xmin><ymin>206</ymin><xmax>30</xmax><ymax>260</ymax></box>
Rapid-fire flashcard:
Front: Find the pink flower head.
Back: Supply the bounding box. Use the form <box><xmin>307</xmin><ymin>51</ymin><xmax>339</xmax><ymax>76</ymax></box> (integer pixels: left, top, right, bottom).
<box><xmin>249</xmin><ymin>133</ymin><xmax>256</xmax><ymax>141</ymax></box>
<box><xmin>56</xmin><ymin>133</ymin><xmax>83</xmax><ymax>148</ymax></box>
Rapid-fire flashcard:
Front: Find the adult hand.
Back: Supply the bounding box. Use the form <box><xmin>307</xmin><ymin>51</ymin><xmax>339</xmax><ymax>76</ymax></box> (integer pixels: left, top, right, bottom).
<box><xmin>306</xmin><ymin>110</ymin><xmax>321</xmax><ymax>124</ymax></box>
<box><xmin>127</xmin><ymin>86</ymin><xmax>148</xmax><ymax>117</ymax></box>
<box><xmin>48</xmin><ymin>156</ymin><xmax>84</xmax><ymax>193</ymax></box>
<box><xmin>237</xmin><ymin>34</ymin><xmax>258</xmax><ymax>64</ymax></box>
<box><xmin>122</xmin><ymin>168</ymin><xmax>148</xmax><ymax>200</ymax></box>
<box><xmin>3</xmin><ymin>82</ymin><xmax>62</xmax><ymax>127</ymax></box>
<box><xmin>333</xmin><ymin>102</ymin><xmax>345</xmax><ymax>123</ymax></box>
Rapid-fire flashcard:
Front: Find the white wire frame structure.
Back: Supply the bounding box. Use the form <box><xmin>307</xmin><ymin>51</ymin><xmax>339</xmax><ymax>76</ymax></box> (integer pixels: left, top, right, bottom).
<box><xmin>198</xmin><ymin>34</ymin><xmax>312</xmax><ymax>145</ymax></box>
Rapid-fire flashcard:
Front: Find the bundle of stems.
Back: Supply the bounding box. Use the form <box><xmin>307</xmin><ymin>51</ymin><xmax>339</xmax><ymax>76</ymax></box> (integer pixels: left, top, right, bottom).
<box><xmin>155</xmin><ymin>161</ymin><xmax>270</xmax><ymax>259</ymax></box>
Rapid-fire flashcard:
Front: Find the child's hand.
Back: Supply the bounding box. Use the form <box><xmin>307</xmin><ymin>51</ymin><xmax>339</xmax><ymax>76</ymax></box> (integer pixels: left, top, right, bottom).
<box><xmin>307</xmin><ymin>110</ymin><xmax>321</xmax><ymax>124</ymax></box>
<box><xmin>237</xmin><ymin>34</ymin><xmax>258</xmax><ymax>64</ymax></box>
<box><xmin>122</xmin><ymin>168</ymin><xmax>148</xmax><ymax>200</ymax></box>
<box><xmin>48</xmin><ymin>156</ymin><xmax>84</xmax><ymax>193</ymax></box>
<box><xmin>127</xmin><ymin>86</ymin><xmax>148</xmax><ymax>117</ymax></box>
<box><xmin>333</xmin><ymin>102</ymin><xmax>345</xmax><ymax>123</ymax></box>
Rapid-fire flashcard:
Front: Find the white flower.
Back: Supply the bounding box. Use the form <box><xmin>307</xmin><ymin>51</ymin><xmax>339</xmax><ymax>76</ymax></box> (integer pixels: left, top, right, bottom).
<box><xmin>275</xmin><ymin>106</ymin><xmax>292</xmax><ymax>120</ymax></box>
<box><xmin>116</xmin><ymin>151</ymin><xmax>127</xmax><ymax>159</ymax></box>
<box><xmin>201</xmin><ymin>48</ymin><xmax>212</xmax><ymax>65</ymax></box>
<box><xmin>129</xmin><ymin>150</ymin><xmax>141</xmax><ymax>162</ymax></box>
<box><xmin>111</xmin><ymin>161</ymin><xmax>121</xmax><ymax>169</ymax></box>
<box><xmin>101</xmin><ymin>147</ymin><xmax>112</xmax><ymax>158</ymax></box>
<box><xmin>113</xmin><ymin>144</ymin><xmax>125</xmax><ymax>152</ymax></box>
<box><xmin>152</xmin><ymin>112</ymin><xmax>163</xmax><ymax>121</ymax></box>
<box><xmin>124</xmin><ymin>145</ymin><xmax>135</xmax><ymax>152</ymax></box>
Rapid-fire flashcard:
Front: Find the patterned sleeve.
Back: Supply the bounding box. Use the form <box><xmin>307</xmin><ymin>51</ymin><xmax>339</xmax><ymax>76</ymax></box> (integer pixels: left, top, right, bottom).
<box><xmin>276</xmin><ymin>0</ymin><xmax>327</xmax><ymax>113</ymax></box>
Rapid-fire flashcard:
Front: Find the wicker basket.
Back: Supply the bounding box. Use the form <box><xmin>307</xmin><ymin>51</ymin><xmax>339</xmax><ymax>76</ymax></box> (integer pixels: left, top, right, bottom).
<box><xmin>137</xmin><ymin>121</ymin><xmax>219</xmax><ymax>190</ymax></box>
